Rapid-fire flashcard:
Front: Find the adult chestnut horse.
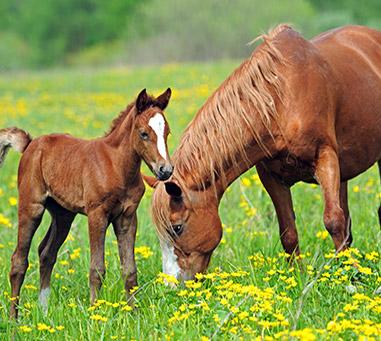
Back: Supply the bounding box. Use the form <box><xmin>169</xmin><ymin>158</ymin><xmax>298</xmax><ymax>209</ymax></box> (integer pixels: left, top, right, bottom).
<box><xmin>0</xmin><ymin>88</ymin><xmax>173</xmax><ymax>318</ymax></box>
<box><xmin>148</xmin><ymin>25</ymin><xmax>381</xmax><ymax>281</ymax></box>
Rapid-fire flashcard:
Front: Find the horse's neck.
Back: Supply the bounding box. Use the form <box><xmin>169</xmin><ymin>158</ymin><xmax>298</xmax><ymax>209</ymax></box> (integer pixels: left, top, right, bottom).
<box><xmin>215</xmin><ymin>142</ymin><xmax>269</xmax><ymax>199</ymax></box>
<box><xmin>178</xmin><ymin>138</ymin><xmax>270</xmax><ymax>201</ymax></box>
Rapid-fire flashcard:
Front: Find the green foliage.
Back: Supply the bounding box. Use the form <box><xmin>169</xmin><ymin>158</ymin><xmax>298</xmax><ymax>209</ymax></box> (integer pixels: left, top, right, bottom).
<box><xmin>0</xmin><ymin>0</ymin><xmax>139</xmax><ymax>66</ymax></box>
<box><xmin>124</xmin><ymin>0</ymin><xmax>315</xmax><ymax>63</ymax></box>
<box><xmin>0</xmin><ymin>0</ymin><xmax>381</xmax><ymax>68</ymax></box>
<box><xmin>0</xmin><ymin>32</ymin><xmax>32</xmax><ymax>71</ymax></box>
<box><xmin>308</xmin><ymin>0</ymin><xmax>381</xmax><ymax>32</ymax></box>
<box><xmin>310</xmin><ymin>0</ymin><xmax>381</xmax><ymax>22</ymax></box>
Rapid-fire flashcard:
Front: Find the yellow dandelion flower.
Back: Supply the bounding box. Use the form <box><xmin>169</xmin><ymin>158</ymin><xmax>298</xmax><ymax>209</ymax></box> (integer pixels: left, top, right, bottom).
<box><xmin>121</xmin><ymin>305</ymin><xmax>133</xmax><ymax>312</ymax></box>
<box><xmin>19</xmin><ymin>325</ymin><xmax>32</xmax><ymax>333</ymax></box>
<box><xmin>90</xmin><ymin>314</ymin><xmax>108</xmax><ymax>322</ymax></box>
<box><xmin>25</xmin><ymin>284</ymin><xmax>37</xmax><ymax>291</ymax></box>
<box><xmin>37</xmin><ymin>323</ymin><xmax>50</xmax><ymax>331</ymax></box>
<box><xmin>241</xmin><ymin>177</ymin><xmax>251</xmax><ymax>187</ymax></box>
<box><xmin>316</xmin><ymin>230</ymin><xmax>329</xmax><ymax>240</ymax></box>
<box><xmin>8</xmin><ymin>197</ymin><xmax>17</xmax><ymax>206</ymax></box>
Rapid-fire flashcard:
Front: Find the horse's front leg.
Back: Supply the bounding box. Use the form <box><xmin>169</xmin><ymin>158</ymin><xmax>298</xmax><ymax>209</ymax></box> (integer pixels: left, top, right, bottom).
<box><xmin>257</xmin><ymin>163</ymin><xmax>300</xmax><ymax>257</ymax></box>
<box><xmin>87</xmin><ymin>210</ymin><xmax>108</xmax><ymax>305</ymax></box>
<box><xmin>112</xmin><ymin>212</ymin><xmax>137</xmax><ymax>304</ymax></box>
<box><xmin>314</xmin><ymin>145</ymin><xmax>347</xmax><ymax>252</ymax></box>
<box><xmin>339</xmin><ymin>181</ymin><xmax>352</xmax><ymax>247</ymax></box>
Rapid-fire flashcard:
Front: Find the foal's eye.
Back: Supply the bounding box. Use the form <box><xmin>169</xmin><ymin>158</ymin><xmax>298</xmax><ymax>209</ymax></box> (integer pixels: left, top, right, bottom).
<box><xmin>171</xmin><ymin>224</ymin><xmax>184</xmax><ymax>236</ymax></box>
<box><xmin>139</xmin><ymin>131</ymin><xmax>149</xmax><ymax>140</ymax></box>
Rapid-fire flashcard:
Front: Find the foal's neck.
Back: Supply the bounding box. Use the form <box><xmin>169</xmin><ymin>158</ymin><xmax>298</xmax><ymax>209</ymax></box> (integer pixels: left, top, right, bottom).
<box><xmin>104</xmin><ymin>110</ymin><xmax>141</xmax><ymax>175</ymax></box>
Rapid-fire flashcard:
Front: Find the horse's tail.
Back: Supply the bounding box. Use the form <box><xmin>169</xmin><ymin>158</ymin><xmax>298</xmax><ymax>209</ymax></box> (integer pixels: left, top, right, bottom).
<box><xmin>0</xmin><ymin>127</ymin><xmax>32</xmax><ymax>167</ymax></box>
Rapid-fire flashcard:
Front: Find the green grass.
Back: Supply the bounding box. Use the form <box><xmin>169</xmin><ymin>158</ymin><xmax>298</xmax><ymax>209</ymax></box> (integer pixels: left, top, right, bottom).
<box><xmin>0</xmin><ymin>62</ymin><xmax>380</xmax><ymax>340</ymax></box>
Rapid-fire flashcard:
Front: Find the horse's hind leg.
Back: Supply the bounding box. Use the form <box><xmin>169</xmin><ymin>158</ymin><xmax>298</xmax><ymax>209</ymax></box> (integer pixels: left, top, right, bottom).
<box><xmin>10</xmin><ymin>194</ymin><xmax>45</xmax><ymax>319</ymax></box>
<box><xmin>340</xmin><ymin>181</ymin><xmax>352</xmax><ymax>247</ymax></box>
<box><xmin>377</xmin><ymin>160</ymin><xmax>381</xmax><ymax>227</ymax></box>
<box><xmin>112</xmin><ymin>212</ymin><xmax>138</xmax><ymax>304</ymax></box>
<box><xmin>314</xmin><ymin>145</ymin><xmax>347</xmax><ymax>252</ymax></box>
<box><xmin>256</xmin><ymin>163</ymin><xmax>300</xmax><ymax>257</ymax></box>
<box><xmin>38</xmin><ymin>203</ymin><xmax>75</xmax><ymax>313</ymax></box>
<box><xmin>88</xmin><ymin>209</ymin><xmax>108</xmax><ymax>304</ymax></box>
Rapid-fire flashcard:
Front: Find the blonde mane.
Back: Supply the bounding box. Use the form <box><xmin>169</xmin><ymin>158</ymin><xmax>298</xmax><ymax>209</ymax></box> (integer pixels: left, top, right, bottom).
<box><xmin>172</xmin><ymin>24</ymin><xmax>290</xmax><ymax>189</ymax></box>
<box><xmin>152</xmin><ymin>24</ymin><xmax>292</xmax><ymax>242</ymax></box>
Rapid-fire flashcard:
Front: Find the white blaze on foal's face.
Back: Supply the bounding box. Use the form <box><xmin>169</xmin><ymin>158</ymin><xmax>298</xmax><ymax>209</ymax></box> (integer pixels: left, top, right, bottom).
<box><xmin>148</xmin><ymin>113</ymin><xmax>167</xmax><ymax>160</ymax></box>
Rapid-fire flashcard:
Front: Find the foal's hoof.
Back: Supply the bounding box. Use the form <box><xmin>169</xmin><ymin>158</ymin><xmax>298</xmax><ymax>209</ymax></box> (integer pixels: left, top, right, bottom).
<box><xmin>39</xmin><ymin>288</ymin><xmax>50</xmax><ymax>316</ymax></box>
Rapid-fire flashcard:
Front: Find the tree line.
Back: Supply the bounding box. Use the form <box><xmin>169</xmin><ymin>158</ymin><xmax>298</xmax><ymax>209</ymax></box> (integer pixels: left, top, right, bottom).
<box><xmin>0</xmin><ymin>0</ymin><xmax>380</xmax><ymax>70</ymax></box>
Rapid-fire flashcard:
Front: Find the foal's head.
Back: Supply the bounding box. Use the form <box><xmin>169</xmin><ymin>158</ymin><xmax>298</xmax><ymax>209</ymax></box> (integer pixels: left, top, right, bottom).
<box><xmin>133</xmin><ymin>88</ymin><xmax>173</xmax><ymax>181</ymax></box>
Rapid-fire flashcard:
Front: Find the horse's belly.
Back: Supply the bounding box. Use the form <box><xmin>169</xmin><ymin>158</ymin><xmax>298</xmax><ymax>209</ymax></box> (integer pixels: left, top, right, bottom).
<box><xmin>48</xmin><ymin>191</ymin><xmax>86</xmax><ymax>214</ymax></box>
<box><xmin>261</xmin><ymin>156</ymin><xmax>316</xmax><ymax>186</ymax></box>
<box><xmin>338</xmin><ymin>138</ymin><xmax>381</xmax><ymax>181</ymax></box>
<box><xmin>336</xmin><ymin>108</ymin><xmax>381</xmax><ymax>180</ymax></box>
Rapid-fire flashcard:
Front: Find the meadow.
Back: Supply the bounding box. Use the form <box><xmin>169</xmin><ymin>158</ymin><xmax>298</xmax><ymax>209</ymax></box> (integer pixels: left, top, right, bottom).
<box><xmin>0</xmin><ymin>62</ymin><xmax>380</xmax><ymax>340</ymax></box>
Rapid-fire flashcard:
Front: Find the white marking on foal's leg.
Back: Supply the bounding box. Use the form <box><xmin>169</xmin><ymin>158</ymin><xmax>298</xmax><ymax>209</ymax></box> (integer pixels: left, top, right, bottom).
<box><xmin>160</xmin><ymin>242</ymin><xmax>181</xmax><ymax>286</ymax></box>
<box><xmin>148</xmin><ymin>113</ymin><xmax>167</xmax><ymax>160</ymax></box>
<box><xmin>39</xmin><ymin>287</ymin><xmax>50</xmax><ymax>314</ymax></box>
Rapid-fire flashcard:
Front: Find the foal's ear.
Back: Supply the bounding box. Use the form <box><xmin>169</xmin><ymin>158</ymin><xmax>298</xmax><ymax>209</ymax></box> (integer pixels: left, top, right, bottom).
<box><xmin>165</xmin><ymin>181</ymin><xmax>182</xmax><ymax>198</ymax></box>
<box><xmin>156</xmin><ymin>88</ymin><xmax>172</xmax><ymax>110</ymax></box>
<box><xmin>136</xmin><ymin>88</ymin><xmax>150</xmax><ymax>113</ymax></box>
<box><xmin>142</xmin><ymin>174</ymin><xmax>159</xmax><ymax>188</ymax></box>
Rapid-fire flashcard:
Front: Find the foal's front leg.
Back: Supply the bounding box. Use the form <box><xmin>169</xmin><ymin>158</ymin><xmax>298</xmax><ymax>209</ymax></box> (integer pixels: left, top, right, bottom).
<box><xmin>112</xmin><ymin>212</ymin><xmax>138</xmax><ymax>304</ymax></box>
<box><xmin>314</xmin><ymin>145</ymin><xmax>347</xmax><ymax>252</ymax></box>
<box><xmin>87</xmin><ymin>210</ymin><xmax>108</xmax><ymax>304</ymax></box>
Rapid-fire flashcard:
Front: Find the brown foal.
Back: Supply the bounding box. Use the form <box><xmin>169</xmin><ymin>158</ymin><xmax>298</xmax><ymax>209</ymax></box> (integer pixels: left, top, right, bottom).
<box><xmin>0</xmin><ymin>88</ymin><xmax>173</xmax><ymax>318</ymax></box>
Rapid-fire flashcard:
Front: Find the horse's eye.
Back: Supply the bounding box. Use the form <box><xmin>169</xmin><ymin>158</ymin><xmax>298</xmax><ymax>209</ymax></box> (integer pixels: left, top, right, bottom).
<box><xmin>139</xmin><ymin>131</ymin><xmax>149</xmax><ymax>140</ymax></box>
<box><xmin>172</xmin><ymin>224</ymin><xmax>183</xmax><ymax>236</ymax></box>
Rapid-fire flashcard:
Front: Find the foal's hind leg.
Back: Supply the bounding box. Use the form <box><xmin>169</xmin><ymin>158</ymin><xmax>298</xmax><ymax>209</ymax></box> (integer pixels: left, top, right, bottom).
<box><xmin>38</xmin><ymin>204</ymin><xmax>75</xmax><ymax>313</ymax></box>
<box><xmin>88</xmin><ymin>209</ymin><xmax>108</xmax><ymax>304</ymax></box>
<box><xmin>10</xmin><ymin>194</ymin><xmax>45</xmax><ymax>319</ymax></box>
<box><xmin>314</xmin><ymin>145</ymin><xmax>347</xmax><ymax>252</ymax></box>
<box><xmin>340</xmin><ymin>181</ymin><xmax>352</xmax><ymax>247</ymax></box>
<box><xmin>257</xmin><ymin>163</ymin><xmax>300</xmax><ymax>257</ymax></box>
<box><xmin>377</xmin><ymin>160</ymin><xmax>381</xmax><ymax>227</ymax></box>
<box><xmin>112</xmin><ymin>212</ymin><xmax>138</xmax><ymax>304</ymax></box>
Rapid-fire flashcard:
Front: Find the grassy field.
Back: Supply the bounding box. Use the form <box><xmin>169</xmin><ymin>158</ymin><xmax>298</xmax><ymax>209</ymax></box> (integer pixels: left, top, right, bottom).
<box><xmin>0</xmin><ymin>62</ymin><xmax>380</xmax><ymax>340</ymax></box>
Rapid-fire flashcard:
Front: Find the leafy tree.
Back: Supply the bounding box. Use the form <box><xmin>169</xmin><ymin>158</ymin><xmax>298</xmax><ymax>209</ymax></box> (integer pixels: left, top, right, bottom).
<box><xmin>1</xmin><ymin>0</ymin><xmax>140</xmax><ymax>65</ymax></box>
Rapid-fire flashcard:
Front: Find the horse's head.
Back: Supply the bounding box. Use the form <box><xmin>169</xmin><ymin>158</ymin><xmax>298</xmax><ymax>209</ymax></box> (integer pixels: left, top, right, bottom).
<box><xmin>134</xmin><ymin>88</ymin><xmax>173</xmax><ymax>181</ymax></box>
<box><xmin>150</xmin><ymin>178</ymin><xmax>222</xmax><ymax>281</ymax></box>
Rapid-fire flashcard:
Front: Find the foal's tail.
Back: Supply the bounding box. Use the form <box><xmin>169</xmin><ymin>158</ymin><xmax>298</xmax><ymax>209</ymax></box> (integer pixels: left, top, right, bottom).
<box><xmin>0</xmin><ymin>127</ymin><xmax>32</xmax><ymax>167</ymax></box>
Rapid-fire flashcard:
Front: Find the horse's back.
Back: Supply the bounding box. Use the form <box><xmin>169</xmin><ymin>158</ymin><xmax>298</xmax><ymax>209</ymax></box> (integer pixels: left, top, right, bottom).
<box><xmin>19</xmin><ymin>133</ymin><xmax>94</xmax><ymax>210</ymax></box>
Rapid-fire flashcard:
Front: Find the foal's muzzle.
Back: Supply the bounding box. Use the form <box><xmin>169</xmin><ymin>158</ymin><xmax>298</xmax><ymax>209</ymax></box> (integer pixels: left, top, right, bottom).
<box><xmin>156</xmin><ymin>163</ymin><xmax>173</xmax><ymax>181</ymax></box>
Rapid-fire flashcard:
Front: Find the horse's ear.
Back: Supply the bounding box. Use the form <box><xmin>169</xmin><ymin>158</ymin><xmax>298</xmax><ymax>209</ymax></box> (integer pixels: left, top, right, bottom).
<box><xmin>142</xmin><ymin>174</ymin><xmax>159</xmax><ymax>188</ymax></box>
<box><xmin>136</xmin><ymin>88</ymin><xmax>149</xmax><ymax>113</ymax></box>
<box><xmin>165</xmin><ymin>181</ymin><xmax>182</xmax><ymax>198</ymax></box>
<box><xmin>156</xmin><ymin>88</ymin><xmax>172</xmax><ymax>110</ymax></box>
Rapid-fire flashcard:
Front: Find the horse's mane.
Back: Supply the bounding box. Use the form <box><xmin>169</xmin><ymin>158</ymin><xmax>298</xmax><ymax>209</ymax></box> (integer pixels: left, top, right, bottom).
<box><xmin>152</xmin><ymin>24</ymin><xmax>292</xmax><ymax>243</ymax></box>
<box><xmin>105</xmin><ymin>102</ymin><xmax>135</xmax><ymax>136</ymax></box>
<box><xmin>173</xmin><ymin>24</ymin><xmax>290</xmax><ymax>189</ymax></box>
